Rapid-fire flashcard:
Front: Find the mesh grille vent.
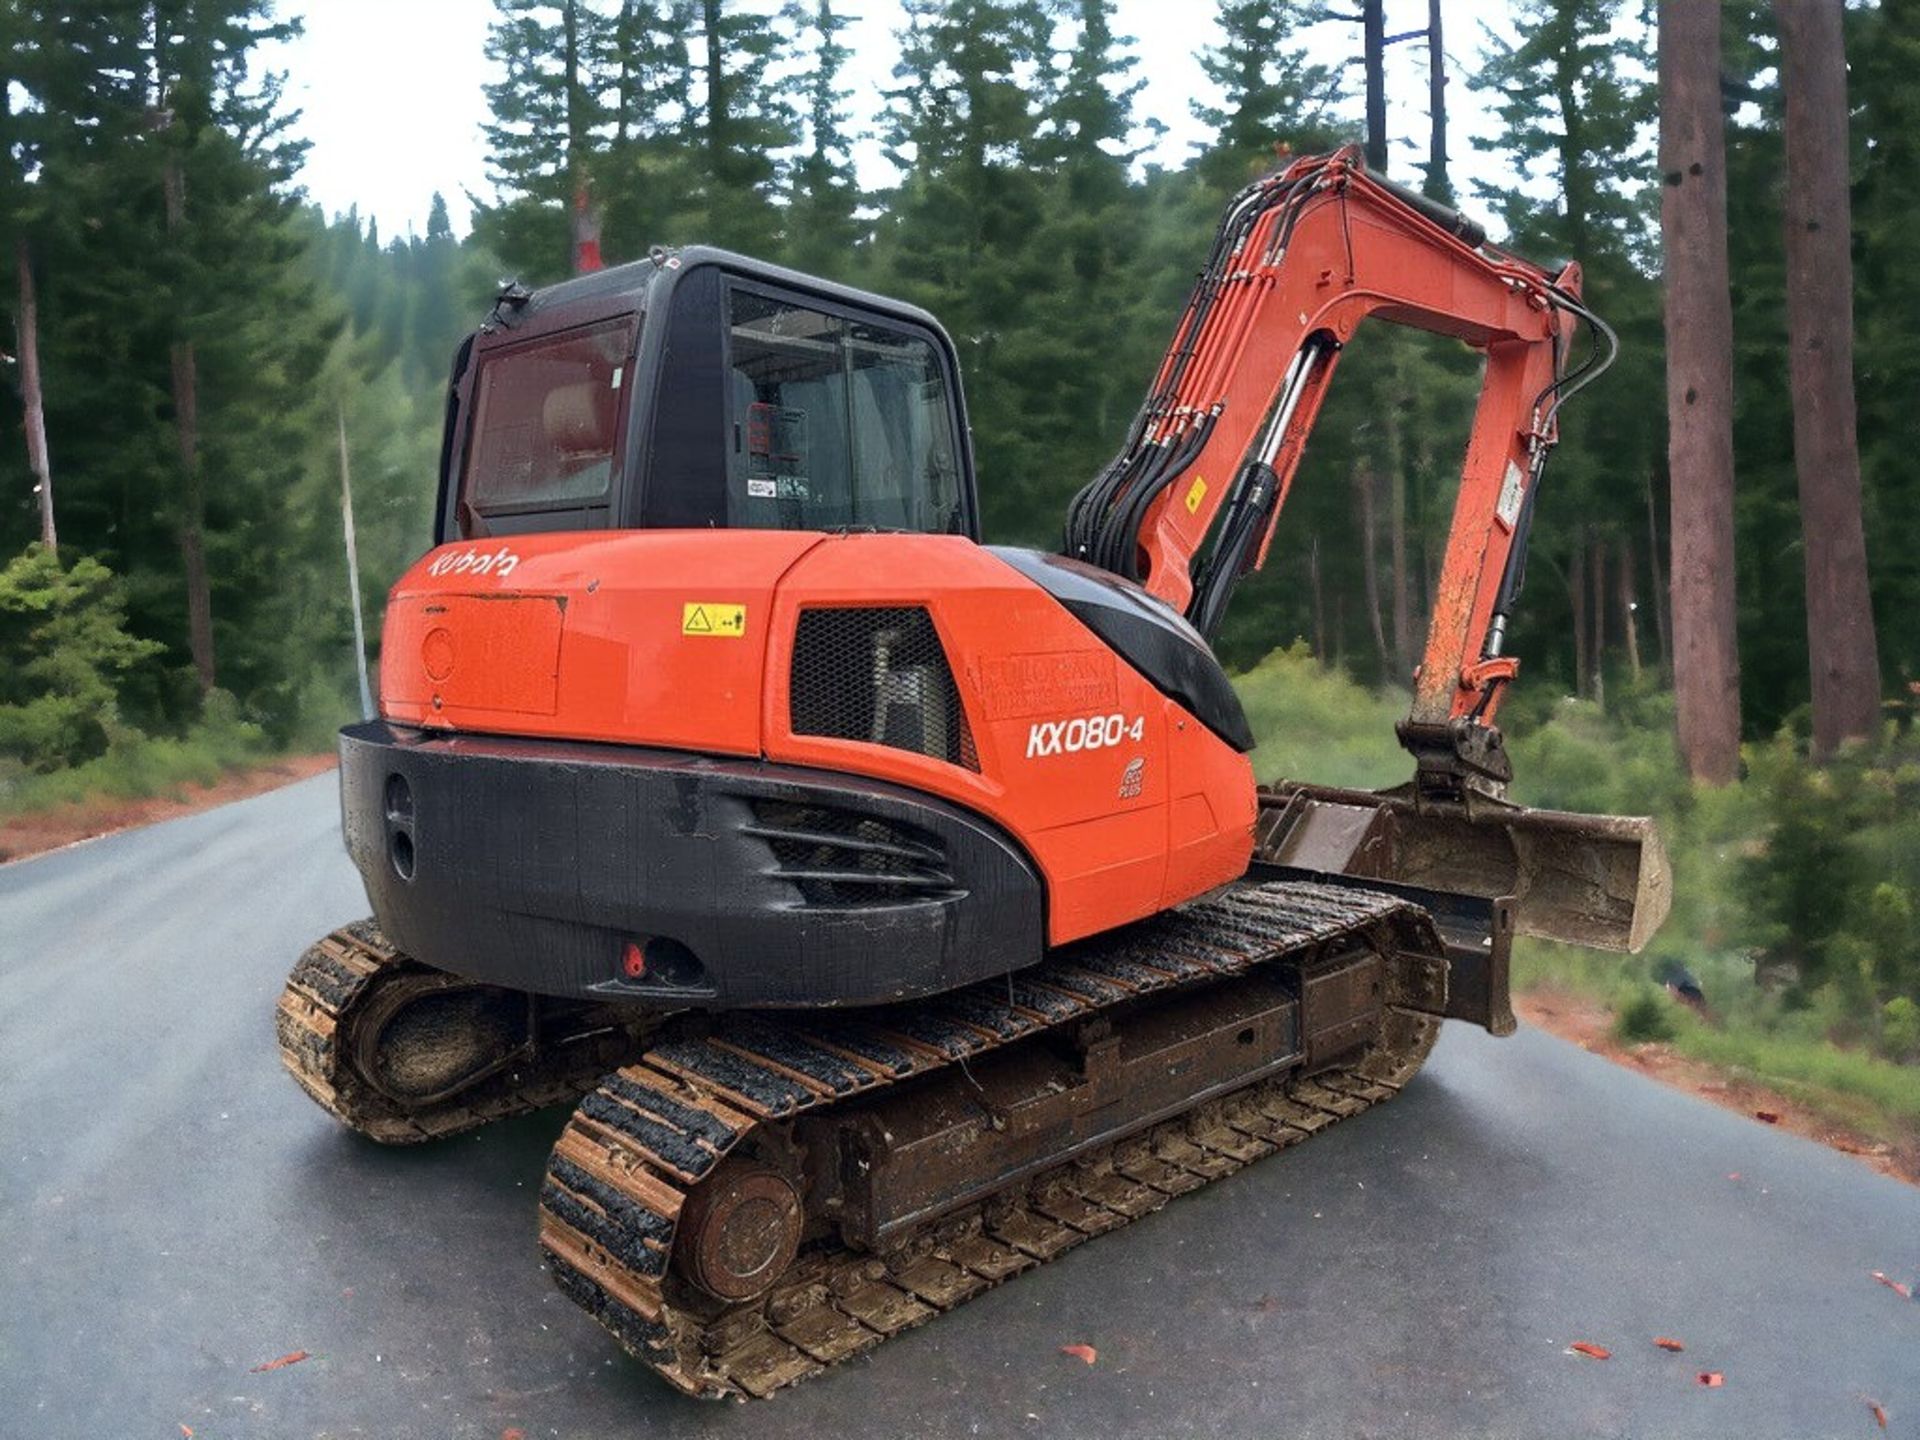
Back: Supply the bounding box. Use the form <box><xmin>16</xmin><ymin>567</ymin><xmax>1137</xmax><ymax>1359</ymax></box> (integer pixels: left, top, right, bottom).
<box><xmin>745</xmin><ymin>800</ymin><xmax>956</xmax><ymax>906</ymax></box>
<box><xmin>790</xmin><ymin>607</ymin><xmax>978</xmax><ymax>770</ymax></box>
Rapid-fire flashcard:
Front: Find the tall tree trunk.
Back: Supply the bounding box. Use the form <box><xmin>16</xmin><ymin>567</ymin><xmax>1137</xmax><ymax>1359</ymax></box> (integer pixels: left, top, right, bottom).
<box><xmin>15</xmin><ymin>237</ymin><xmax>54</xmax><ymax>550</ymax></box>
<box><xmin>1353</xmin><ymin>459</ymin><xmax>1390</xmax><ymax>676</ymax></box>
<box><xmin>164</xmin><ymin>151</ymin><xmax>216</xmax><ymax>695</ymax></box>
<box><xmin>1570</xmin><ymin>538</ymin><xmax>1589</xmax><ymax>699</ymax></box>
<box><xmin>1775</xmin><ymin>0</ymin><xmax>1882</xmax><ymax>755</ymax></box>
<box><xmin>1618</xmin><ymin>534</ymin><xmax>1643</xmax><ymax>682</ymax></box>
<box><xmin>1362</xmin><ymin>0</ymin><xmax>1387</xmax><ymax>173</ymax></box>
<box><xmin>1423</xmin><ymin>0</ymin><xmax>1450</xmax><ymax>201</ymax></box>
<box><xmin>1645</xmin><ymin>469</ymin><xmax>1671</xmax><ymax>670</ymax></box>
<box><xmin>1660</xmin><ymin>0</ymin><xmax>1741</xmax><ymax>783</ymax></box>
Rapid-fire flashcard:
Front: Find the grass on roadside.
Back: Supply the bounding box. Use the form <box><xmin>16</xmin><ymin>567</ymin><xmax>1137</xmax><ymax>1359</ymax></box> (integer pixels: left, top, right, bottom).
<box><xmin>0</xmin><ymin>690</ymin><xmax>274</xmax><ymax>819</ymax></box>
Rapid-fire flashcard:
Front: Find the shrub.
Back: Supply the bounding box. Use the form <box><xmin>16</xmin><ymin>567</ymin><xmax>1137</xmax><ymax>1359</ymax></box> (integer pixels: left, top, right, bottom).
<box><xmin>1235</xmin><ymin>642</ymin><xmax>1409</xmax><ymax>791</ymax></box>
<box><xmin>1614</xmin><ymin>987</ymin><xmax>1678</xmax><ymax>1045</ymax></box>
<box><xmin>1883</xmin><ymin>997</ymin><xmax>1920</xmax><ymax>1063</ymax></box>
<box><xmin>0</xmin><ymin>545</ymin><xmax>164</xmax><ymax>770</ymax></box>
<box><xmin>1737</xmin><ymin>730</ymin><xmax>1920</xmax><ymax>1025</ymax></box>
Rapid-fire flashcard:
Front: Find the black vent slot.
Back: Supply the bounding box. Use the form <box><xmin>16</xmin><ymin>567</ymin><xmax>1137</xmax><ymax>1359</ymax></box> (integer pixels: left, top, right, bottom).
<box><xmin>745</xmin><ymin>800</ymin><xmax>957</xmax><ymax>906</ymax></box>
<box><xmin>790</xmin><ymin>607</ymin><xmax>978</xmax><ymax>770</ymax></box>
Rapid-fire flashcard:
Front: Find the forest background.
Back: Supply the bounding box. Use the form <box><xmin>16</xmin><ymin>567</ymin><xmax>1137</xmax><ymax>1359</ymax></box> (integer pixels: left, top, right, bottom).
<box><xmin>3</xmin><ymin>1</ymin><xmax>1917</xmax><ymax>1147</ymax></box>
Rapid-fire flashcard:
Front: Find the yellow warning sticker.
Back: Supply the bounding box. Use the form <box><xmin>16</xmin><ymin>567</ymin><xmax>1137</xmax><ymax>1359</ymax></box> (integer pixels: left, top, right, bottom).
<box><xmin>1184</xmin><ymin>476</ymin><xmax>1209</xmax><ymax>514</ymax></box>
<box><xmin>682</xmin><ymin>602</ymin><xmax>747</xmax><ymax>637</ymax></box>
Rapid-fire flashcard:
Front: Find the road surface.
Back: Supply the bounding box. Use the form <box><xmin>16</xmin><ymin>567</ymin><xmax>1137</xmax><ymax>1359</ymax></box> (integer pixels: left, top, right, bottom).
<box><xmin>2</xmin><ymin>773</ymin><xmax>1915</xmax><ymax>1439</ymax></box>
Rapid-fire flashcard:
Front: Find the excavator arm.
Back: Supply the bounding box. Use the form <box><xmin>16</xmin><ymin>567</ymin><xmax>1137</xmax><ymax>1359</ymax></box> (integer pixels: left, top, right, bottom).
<box><xmin>1068</xmin><ymin>145</ymin><xmax>1613</xmax><ymax>796</ymax></box>
<box><xmin>1071</xmin><ymin>147</ymin><xmax>1667</xmax><ymax>964</ymax></box>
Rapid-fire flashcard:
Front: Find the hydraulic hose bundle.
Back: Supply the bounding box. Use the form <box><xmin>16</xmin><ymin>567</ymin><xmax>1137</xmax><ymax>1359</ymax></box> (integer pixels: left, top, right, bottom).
<box><xmin>1064</xmin><ymin>162</ymin><xmax>1330</xmax><ymax>593</ymax></box>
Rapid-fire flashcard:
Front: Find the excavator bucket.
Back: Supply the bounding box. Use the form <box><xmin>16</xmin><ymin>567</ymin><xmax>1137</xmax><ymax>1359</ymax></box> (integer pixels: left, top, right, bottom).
<box><xmin>1254</xmin><ymin>781</ymin><xmax>1672</xmax><ymax>1037</ymax></box>
<box><xmin>1257</xmin><ymin>781</ymin><xmax>1671</xmax><ymax>952</ymax></box>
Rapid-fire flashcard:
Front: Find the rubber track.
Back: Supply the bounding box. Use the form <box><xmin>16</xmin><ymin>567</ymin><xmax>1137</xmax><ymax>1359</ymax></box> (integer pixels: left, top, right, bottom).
<box><xmin>537</xmin><ymin>879</ymin><xmax>1446</xmax><ymax>1398</ymax></box>
<box><xmin>276</xmin><ymin>920</ymin><xmax>656</xmax><ymax>1144</ymax></box>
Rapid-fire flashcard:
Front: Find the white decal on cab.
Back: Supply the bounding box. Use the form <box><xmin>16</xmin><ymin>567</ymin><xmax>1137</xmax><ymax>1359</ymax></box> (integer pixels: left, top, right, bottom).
<box><xmin>427</xmin><ymin>544</ymin><xmax>521</xmax><ymax>579</ymax></box>
<box><xmin>1026</xmin><ymin>712</ymin><xmax>1144</xmax><ymax>759</ymax></box>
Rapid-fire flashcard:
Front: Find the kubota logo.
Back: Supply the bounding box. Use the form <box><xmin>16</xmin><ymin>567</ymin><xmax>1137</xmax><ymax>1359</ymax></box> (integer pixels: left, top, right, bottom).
<box><xmin>1026</xmin><ymin>712</ymin><xmax>1144</xmax><ymax>759</ymax></box>
<box><xmin>427</xmin><ymin>544</ymin><xmax>521</xmax><ymax>579</ymax></box>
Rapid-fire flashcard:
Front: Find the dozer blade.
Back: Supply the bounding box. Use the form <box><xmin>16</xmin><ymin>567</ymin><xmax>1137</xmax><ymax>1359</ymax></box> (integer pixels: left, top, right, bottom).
<box><xmin>1256</xmin><ymin>781</ymin><xmax>1672</xmax><ymax>956</ymax></box>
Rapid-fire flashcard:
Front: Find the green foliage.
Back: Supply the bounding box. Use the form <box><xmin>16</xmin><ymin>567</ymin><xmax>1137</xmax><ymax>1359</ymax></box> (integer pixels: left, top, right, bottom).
<box><xmin>1237</xmin><ymin>651</ymin><xmax>1916</xmax><ymax>1123</ymax></box>
<box><xmin>1502</xmin><ymin>705</ymin><xmax>1920</xmax><ymax>1094</ymax></box>
<box><xmin>782</xmin><ymin>0</ymin><xmax>861</xmax><ymax>275</ymax></box>
<box><xmin>1738</xmin><ymin>731</ymin><xmax>1920</xmax><ymax>1016</ymax></box>
<box><xmin>0</xmin><ymin>688</ymin><xmax>267</xmax><ymax>819</ymax></box>
<box><xmin>1192</xmin><ymin>1</ymin><xmax>1346</xmax><ymax>190</ymax></box>
<box><xmin>1883</xmin><ymin>996</ymin><xmax>1920</xmax><ymax>1063</ymax></box>
<box><xmin>475</xmin><ymin>0</ymin><xmax>802</xmax><ymax>271</ymax></box>
<box><xmin>1613</xmin><ymin>987</ymin><xmax>1678</xmax><ymax>1045</ymax></box>
<box><xmin>1675</xmin><ymin>1020</ymin><xmax>1920</xmax><ymax>1133</ymax></box>
<box><xmin>1236</xmin><ymin>642</ymin><xmax>1408</xmax><ymax>790</ymax></box>
<box><xmin>0</xmin><ymin>546</ymin><xmax>163</xmax><ymax>770</ymax></box>
<box><xmin>1470</xmin><ymin>0</ymin><xmax>1654</xmax><ymax>271</ymax></box>
<box><xmin>1</xmin><ymin>5</ymin><xmax>461</xmax><ymax>795</ymax></box>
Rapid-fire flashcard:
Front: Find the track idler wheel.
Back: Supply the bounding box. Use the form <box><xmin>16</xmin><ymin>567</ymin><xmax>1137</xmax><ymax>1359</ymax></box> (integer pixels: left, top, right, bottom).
<box><xmin>674</xmin><ymin>1160</ymin><xmax>804</xmax><ymax>1304</ymax></box>
<box><xmin>278</xmin><ymin>923</ymin><xmax>666</xmax><ymax>1143</ymax></box>
<box><xmin>350</xmin><ymin>970</ymin><xmax>529</xmax><ymax>1107</ymax></box>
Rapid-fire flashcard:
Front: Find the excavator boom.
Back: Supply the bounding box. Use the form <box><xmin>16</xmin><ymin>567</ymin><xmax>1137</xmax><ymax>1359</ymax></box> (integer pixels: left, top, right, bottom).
<box><xmin>1072</xmin><ymin>147</ymin><xmax>1667</xmax><ymax>955</ymax></box>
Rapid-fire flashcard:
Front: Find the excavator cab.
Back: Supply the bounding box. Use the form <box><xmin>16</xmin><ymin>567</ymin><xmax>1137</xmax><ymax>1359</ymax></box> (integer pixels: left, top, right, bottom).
<box><xmin>439</xmin><ymin>250</ymin><xmax>977</xmax><ymax>544</ymax></box>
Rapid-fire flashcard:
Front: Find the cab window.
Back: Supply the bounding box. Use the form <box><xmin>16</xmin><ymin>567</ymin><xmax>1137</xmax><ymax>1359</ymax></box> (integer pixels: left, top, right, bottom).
<box><xmin>464</xmin><ymin>317</ymin><xmax>635</xmax><ymax>515</ymax></box>
<box><xmin>726</xmin><ymin>289</ymin><xmax>964</xmax><ymax>534</ymax></box>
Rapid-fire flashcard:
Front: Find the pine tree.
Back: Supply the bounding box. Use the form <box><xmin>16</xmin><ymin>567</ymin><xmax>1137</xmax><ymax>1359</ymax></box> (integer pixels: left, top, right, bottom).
<box><xmin>1471</xmin><ymin>0</ymin><xmax>1654</xmax><ymax>271</ymax></box>
<box><xmin>2</xmin><ymin>7</ymin><xmax>151</xmax><ymax>552</ymax></box>
<box><xmin>873</xmin><ymin>0</ymin><xmax>1054</xmax><ymax>539</ymax></box>
<box><xmin>781</xmin><ymin>0</ymin><xmax>860</xmax><ymax>276</ymax></box>
<box><xmin>1849</xmin><ymin>0</ymin><xmax>1920</xmax><ymax>695</ymax></box>
<box><xmin>594</xmin><ymin>1</ymin><xmax>699</xmax><ymax>259</ymax></box>
<box><xmin>14</xmin><ymin>2</ymin><xmax>340</xmax><ymax>731</ymax></box>
<box><xmin>1192</xmin><ymin>1</ymin><xmax>1343</xmax><ymax>193</ymax></box>
<box><xmin>475</xmin><ymin>0</ymin><xmax>608</xmax><ymax>281</ymax></box>
<box><xmin>993</xmin><ymin>0</ymin><xmax>1152</xmax><ymax>536</ymax></box>
<box><xmin>686</xmin><ymin>0</ymin><xmax>799</xmax><ymax>252</ymax></box>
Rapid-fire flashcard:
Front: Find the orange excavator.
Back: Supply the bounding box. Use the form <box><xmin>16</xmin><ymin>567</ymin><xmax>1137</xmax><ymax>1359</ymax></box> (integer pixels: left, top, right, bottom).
<box><xmin>278</xmin><ymin>147</ymin><xmax>1668</xmax><ymax>1397</ymax></box>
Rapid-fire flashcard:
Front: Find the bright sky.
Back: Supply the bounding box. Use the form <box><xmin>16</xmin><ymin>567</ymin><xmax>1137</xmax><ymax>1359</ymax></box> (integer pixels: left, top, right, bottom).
<box><xmin>261</xmin><ymin>0</ymin><xmax>1520</xmax><ymax>243</ymax></box>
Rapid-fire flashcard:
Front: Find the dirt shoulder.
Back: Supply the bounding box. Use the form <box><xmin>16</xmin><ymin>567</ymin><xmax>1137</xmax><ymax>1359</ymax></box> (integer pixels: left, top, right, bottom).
<box><xmin>1515</xmin><ymin>986</ymin><xmax>1919</xmax><ymax>1189</ymax></box>
<box><xmin>0</xmin><ymin>753</ymin><xmax>337</xmax><ymax>865</ymax></box>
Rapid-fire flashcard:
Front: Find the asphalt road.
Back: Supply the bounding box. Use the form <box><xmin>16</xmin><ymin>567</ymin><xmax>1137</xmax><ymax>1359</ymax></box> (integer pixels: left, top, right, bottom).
<box><xmin>3</xmin><ymin>773</ymin><xmax>1916</xmax><ymax>1440</ymax></box>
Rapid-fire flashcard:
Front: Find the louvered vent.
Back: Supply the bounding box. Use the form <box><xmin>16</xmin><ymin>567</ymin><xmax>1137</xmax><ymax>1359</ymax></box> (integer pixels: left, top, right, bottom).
<box><xmin>789</xmin><ymin>607</ymin><xmax>979</xmax><ymax>770</ymax></box>
<box><xmin>744</xmin><ymin>800</ymin><xmax>957</xmax><ymax>906</ymax></box>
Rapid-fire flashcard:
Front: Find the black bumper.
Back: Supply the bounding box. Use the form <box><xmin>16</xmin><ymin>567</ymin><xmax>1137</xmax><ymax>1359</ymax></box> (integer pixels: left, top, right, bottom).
<box><xmin>339</xmin><ymin>721</ymin><xmax>1044</xmax><ymax>1009</ymax></box>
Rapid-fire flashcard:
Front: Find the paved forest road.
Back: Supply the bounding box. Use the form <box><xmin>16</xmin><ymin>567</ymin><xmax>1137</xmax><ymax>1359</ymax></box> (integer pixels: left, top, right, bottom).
<box><xmin>2</xmin><ymin>775</ymin><xmax>1915</xmax><ymax>1440</ymax></box>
